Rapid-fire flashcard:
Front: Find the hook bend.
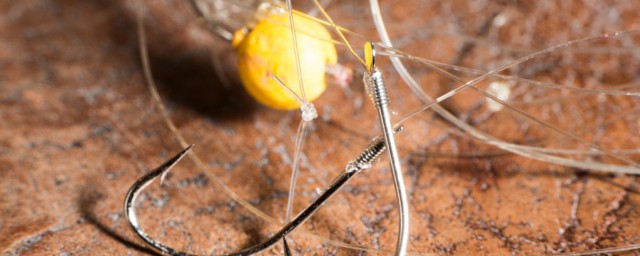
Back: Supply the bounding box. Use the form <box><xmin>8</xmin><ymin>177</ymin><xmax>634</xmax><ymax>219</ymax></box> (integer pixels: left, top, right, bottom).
<box><xmin>124</xmin><ymin>128</ymin><xmax>401</xmax><ymax>255</ymax></box>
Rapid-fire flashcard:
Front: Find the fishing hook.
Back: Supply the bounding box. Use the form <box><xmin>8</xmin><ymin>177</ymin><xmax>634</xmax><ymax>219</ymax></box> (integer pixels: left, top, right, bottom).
<box><xmin>124</xmin><ymin>127</ymin><xmax>403</xmax><ymax>255</ymax></box>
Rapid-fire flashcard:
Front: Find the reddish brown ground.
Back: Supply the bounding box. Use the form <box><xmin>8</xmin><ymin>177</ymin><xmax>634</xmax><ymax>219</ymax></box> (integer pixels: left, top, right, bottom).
<box><xmin>2</xmin><ymin>0</ymin><xmax>640</xmax><ymax>255</ymax></box>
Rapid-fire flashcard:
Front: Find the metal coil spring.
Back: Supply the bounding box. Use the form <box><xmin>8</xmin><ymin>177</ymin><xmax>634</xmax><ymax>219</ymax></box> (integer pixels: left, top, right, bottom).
<box><xmin>363</xmin><ymin>68</ymin><xmax>390</xmax><ymax>109</ymax></box>
<box><xmin>354</xmin><ymin>138</ymin><xmax>386</xmax><ymax>165</ymax></box>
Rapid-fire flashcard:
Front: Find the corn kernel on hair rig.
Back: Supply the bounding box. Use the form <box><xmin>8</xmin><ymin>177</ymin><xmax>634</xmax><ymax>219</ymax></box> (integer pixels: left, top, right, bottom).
<box><xmin>191</xmin><ymin>1</ymin><xmax>344</xmax><ymax>253</ymax></box>
<box><xmin>192</xmin><ymin>1</ymin><xmax>362</xmax><ymax>252</ymax></box>
<box><xmin>123</xmin><ymin>128</ymin><xmax>403</xmax><ymax>255</ymax></box>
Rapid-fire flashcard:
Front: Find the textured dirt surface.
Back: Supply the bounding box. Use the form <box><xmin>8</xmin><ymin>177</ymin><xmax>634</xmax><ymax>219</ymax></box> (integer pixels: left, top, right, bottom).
<box><xmin>2</xmin><ymin>0</ymin><xmax>640</xmax><ymax>255</ymax></box>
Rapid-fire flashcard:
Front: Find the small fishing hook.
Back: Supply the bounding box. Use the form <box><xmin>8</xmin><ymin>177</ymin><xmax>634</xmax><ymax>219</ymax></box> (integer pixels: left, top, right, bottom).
<box><xmin>124</xmin><ymin>127</ymin><xmax>403</xmax><ymax>255</ymax></box>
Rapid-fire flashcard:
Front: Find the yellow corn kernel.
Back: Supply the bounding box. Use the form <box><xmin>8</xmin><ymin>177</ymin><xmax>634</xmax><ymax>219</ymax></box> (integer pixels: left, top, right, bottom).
<box><xmin>233</xmin><ymin>12</ymin><xmax>337</xmax><ymax>110</ymax></box>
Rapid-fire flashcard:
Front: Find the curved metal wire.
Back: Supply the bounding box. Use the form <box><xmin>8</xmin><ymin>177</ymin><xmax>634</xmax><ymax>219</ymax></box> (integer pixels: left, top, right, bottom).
<box><xmin>124</xmin><ymin>127</ymin><xmax>402</xmax><ymax>255</ymax></box>
<box><xmin>363</xmin><ymin>42</ymin><xmax>409</xmax><ymax>256</ymax></box>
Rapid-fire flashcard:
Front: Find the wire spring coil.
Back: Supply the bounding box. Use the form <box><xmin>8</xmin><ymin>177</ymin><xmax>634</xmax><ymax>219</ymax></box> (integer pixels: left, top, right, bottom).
<box><xmin>363</xmin><ymin>68</ymin><xmax>390</xmax><ymax>109</ymax></box>
<box><xmin>354</xmin><ymin>138</ymin><xmax>387</xmax><ymax>165</ymax></box>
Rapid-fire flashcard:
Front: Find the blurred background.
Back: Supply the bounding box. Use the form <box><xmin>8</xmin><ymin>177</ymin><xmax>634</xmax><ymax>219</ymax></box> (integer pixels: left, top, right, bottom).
<box><xmin>2</xmin><ymin>0</ymin><xmax>640</xmax><ymax>255</ymax></box>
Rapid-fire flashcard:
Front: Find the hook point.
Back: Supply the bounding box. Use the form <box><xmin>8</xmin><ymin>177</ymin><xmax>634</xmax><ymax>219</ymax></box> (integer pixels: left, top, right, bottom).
<box><xmin>159</xmin><ymin>144</ymin><xmax>194</xmax><ymax>184</ymax></box>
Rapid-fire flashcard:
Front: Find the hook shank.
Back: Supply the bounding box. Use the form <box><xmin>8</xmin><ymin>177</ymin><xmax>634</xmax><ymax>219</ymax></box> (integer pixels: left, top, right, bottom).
<box><xmin>363</xmin><ymin>42</ymin><xmax>410</xmax><ymax>256</ymax></box>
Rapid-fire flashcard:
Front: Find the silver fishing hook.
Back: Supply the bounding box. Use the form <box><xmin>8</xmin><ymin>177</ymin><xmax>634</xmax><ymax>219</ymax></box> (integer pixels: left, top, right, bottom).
<box><xmin>363</xmin><ymin>42</ymin><xmax>410</xmax><ymax>256</ymax></box>
<box><xmin>124</xmin><ymin>127</ymin><xmax>403</xmax><ymax>255</ymax></box>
